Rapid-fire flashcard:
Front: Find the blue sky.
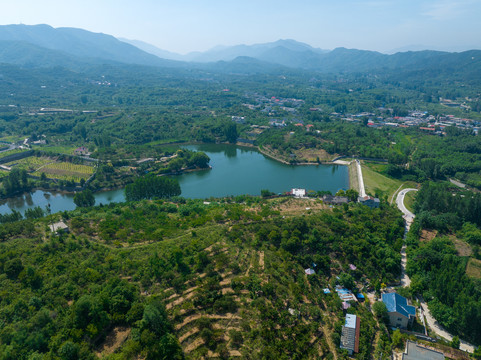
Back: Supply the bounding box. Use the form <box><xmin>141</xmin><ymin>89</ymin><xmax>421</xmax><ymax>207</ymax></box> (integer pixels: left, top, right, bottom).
<box><xmin>1</xmin><ymin>0</ymin><xmax>480</xmax><ymax>53</ymax></box>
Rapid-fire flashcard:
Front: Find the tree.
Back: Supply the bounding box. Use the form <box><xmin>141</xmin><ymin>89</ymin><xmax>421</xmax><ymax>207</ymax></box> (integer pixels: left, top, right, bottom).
<box><xmin>223</xmin><ymin>122</ymin><xmax>238</xmax><ymax>143</ymax></box>
<box><xmin>5</xmin><ymin>258</ymin><xmax>24</xmax><ymax>279</ymax></box>
<box><xmin>73</xmin><ymin>189</ymin><xmax>95</xmax><ymax>207</ymax></box>
<box><xmin>339</xmin><ymin>273</ymin><xmax>355</xmax><ymax>290</ymax></box>
<box><xmin>125</xmin><ymin>175</ymin><xmax>181</xmax><ymax>201</ymax></box>
<box><xmin>261</xmin><ymin>189</ymin><xmax>274</xmax><ymax>198</ymax></box>
<box><xmin>336</xmin><ymin>189</ymin><xmax>346</xmax><ymax>197</ymax></box>
<box><xmin>59</xmin><ymin>341</ymin><xmax>80</xmax><ymax>360</ymax></box>
<box><xmin>450</xmin><ymin>335</ymin><xmax>460</xmax><ymax>349</ymax></box>
<box><xmin>473</xmin><ymin>346</ymin><xmax>481</xmax><ymax>359</ymax></box>
<box><xmin>189</xmin><ymin>152</ymin><xmax>210</xmax><ymax>168</ymax></box>
<box><xmin>372</xmin><ymin>301</ymin><xmax>388</xmax><ymax>321</ymax></box>
<box><xmin>345</xmin><ymin>189</ymin><xmax>359</xmax><ymax>202</ymax></box>
<box><xmin>392</xmin><ymin>329</ymin><xmax>403</xmax><ymax>348</ymax></box>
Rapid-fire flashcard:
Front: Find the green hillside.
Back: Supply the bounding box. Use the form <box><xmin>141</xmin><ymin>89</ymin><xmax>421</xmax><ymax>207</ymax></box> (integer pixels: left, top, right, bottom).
<box><xmin>0</xmin><ymin>198</ymin><xmax>403</xmax><ymax>359</ymax></box>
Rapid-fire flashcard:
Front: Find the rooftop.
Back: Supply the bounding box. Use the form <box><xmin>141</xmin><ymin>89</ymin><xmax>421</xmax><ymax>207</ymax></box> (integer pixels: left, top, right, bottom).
<box><xmin>402</xmin><ymin>341</ymin><xmax>445</xmax><ymax>360</ymax></box>
<box><xmin>382</xmin><ymin>292</ymin><xmax>416</xmax><ymax>318</ymax></box>
<box><xmin>345</xmin><ymin>314</ymin><xmax>357</xmax><ymax>328</ymax></box>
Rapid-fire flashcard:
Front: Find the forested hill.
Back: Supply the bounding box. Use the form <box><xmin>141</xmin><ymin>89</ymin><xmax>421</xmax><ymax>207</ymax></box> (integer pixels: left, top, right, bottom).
<box><xmin>0</xmin><ymin>24</ymin><xmax>179</xmax><ymax>68</ymax></box>
<box><xmin>0</xmin><ymin>24</ymin><xmax>480</xmax><ymax>76</ymax></box>
<box><xmin>0</xmin><ymin>197</ymin><xmax>404</xmax><ymax>359</ymax></box>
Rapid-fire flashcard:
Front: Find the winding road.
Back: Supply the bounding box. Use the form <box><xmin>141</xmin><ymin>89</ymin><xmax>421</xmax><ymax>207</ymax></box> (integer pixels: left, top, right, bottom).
<box><xmin>395</xmin><ymin>189</ymin><xmax>475</xmax><ymax>353</ymax></box>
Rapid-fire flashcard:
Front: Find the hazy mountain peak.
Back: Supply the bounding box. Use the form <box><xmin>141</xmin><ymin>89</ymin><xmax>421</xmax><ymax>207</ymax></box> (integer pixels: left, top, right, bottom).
<box><xmin>0</xmin><ymin>24</ymin><xmax>173</xmax><ymax>67</ymax></box>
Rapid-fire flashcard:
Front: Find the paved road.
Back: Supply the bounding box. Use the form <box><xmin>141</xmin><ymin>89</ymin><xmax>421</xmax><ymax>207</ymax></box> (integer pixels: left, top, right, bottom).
<box><xmin>395</xmin><ymin>188</ymin><xmax>475</xmax><ymax>353</ymax></box>
<box><xmin>418</xmin><ymin>297</ymin><xmax>475</xmax><ymax>353</ymax></box>
<box><xmin>356</xmin><ymin>160</ymin><xmax>366</xmax><ymax>197</ymax></box>
<box><xmin>396</xmin><ymin>188</ymin><xmax>416</xmax><ymax>227</ymax></box>
<box><xmin>395</xmin><ymin>189</ymin><xmax>417</xmax><ymax>288</ymax></box>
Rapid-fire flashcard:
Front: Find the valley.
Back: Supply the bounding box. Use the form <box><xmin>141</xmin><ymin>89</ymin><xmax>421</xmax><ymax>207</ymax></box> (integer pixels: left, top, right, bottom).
<box><xmin>0</xmin><ymin>23</ymin><xmax>481</xmax><ymax>360</ymax></box>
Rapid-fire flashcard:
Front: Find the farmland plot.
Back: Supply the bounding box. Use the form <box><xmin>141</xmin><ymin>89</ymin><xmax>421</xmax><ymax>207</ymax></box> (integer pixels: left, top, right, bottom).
<box><xmin>33</xmin><ymin>162</ymin><xmax>94</xmax><ymax>183</ymax></box>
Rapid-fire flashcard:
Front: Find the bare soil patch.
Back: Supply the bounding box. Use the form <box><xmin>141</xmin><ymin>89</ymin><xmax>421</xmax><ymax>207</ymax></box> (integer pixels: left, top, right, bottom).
<box><xmin>275</xmin><ymin>198</ymin><xmax>327</xmax><ymax>216</ymax></box>
<box><xmin>95</xmin><ymin>327</ymin><xmax>131</xmax><ymax>357</ymax></box>
<box><xmin>179</xmin><ymin>328</ymin><xmax>199</xmax><ymax>343</ymax></box>
<box><xmin>420</xmin><ymin>229</ymin><xmax>437</xmax><ymax>242</ymax></box>
<box><xmin>452</xmin><ymin>237</ymin><xmax>473</xmax><ymax>257</ymax></box>
<box><xmin>166</xmin><ymin>291</ymin><xmax>196</xmax><ymax>310</ymax></box>
<box><xmin>184</xmin><ymin>337</ymin><xmax>205</xmax><ymax>353</ymax></box>
<box><xmin>466</xmin><ymin>258</ymin><xmax>481</xmax><ymax>279</ymax></box>
<box><xmin>175</xmin><ymin>313</ymin><xmax>241</xmax><ymax>330</ymax></box>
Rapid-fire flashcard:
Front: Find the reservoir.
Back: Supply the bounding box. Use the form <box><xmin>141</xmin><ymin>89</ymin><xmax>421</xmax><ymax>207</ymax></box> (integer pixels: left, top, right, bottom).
<box><xmin>177</xmin><ymin>144</ymin><xmax>348</xmax><ymax>198</ymax></box>
<box><xmin>0</xmin><ymin>144</ymin><xmax>348</xmax><ymax>215</ymax></box>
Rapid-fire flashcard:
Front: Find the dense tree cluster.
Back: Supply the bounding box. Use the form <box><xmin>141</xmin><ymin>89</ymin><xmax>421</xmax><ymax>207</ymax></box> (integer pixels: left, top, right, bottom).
<box><xmin>1</xmin><ymin>168</ymin><xmax>29</xmax><ymax>197</ymax></box>
<box><xmin>407</xmin><ymin>234</ymin><xmax>481</xmax><ymax>343</ymax></box>
<box><xmin>73</xmin><ymin>189</ymin><xmax>95</xmax><ymax>208</ymax></box>
<box><xmin>414</xmin><ymin>181</ymin><xmax>481</xmax><ymax>230</ymax></box>
<box><xmin>406</xmin><ymin>181</ymin><xmax>481</xmax><ymax>344</ymax></box>
<box><xmin>125</xmin><ymin>175</ymin><xmax>181</xmax><ymax>201</ymax></box>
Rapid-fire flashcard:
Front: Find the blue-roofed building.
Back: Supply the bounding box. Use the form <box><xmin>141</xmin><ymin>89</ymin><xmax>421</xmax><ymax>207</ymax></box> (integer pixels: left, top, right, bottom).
<box><xmin>382</xmin><ymin>292</ymin><xmax>416</xmax><ymax>329</ymax></box>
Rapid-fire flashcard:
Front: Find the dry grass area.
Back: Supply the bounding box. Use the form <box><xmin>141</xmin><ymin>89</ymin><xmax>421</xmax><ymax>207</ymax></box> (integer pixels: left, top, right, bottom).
<box><xmin>294</xmin><ymin>147</ymin><xmax>333</xmax><ymax>162</ymax></box>
<box><xmin>259</xmin><ymin>145</ymin><xmax>334</xmax><ymax>164</ymax></box>
<box><xmin>271</xmin><ymin>198</ymin><xmax>327</xmax><ymax>216</ymax></box>
<box><xmin>452</xmin><ymin>237</ymin><xmax>473</xmax><ymax>257</ymax></box>
<box><xmin>466</xmin><ymin>258</ymin><xmax>481</xmax><ymax>279</ymax></box>
<box><xmin>420</xmin><ymin>229</ymin><xmax>438</xmax><ymax>242</ymax></box>
<box><xmin>95</xmin><ymin>327</ymin><xmax>131</xmax><ymax>358</ymax></box>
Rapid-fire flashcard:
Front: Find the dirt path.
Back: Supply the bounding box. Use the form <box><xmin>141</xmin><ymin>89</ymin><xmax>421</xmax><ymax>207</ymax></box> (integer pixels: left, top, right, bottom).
<box><xmin>184</xmin><ymin>337</ymin><xmax>205</xmax><ymax>353</ymax></box>
<box><xmin>320</xmin><ymin>323</ymin><xmax>338</xmax><ymax>360</ymax></box>
<box><xmin>179</xmin><ymin>328</ymin><xmax>199</xmax><ymax>343</ymax></box>
<box><xmin>175</xmin><ymin>313</ymin><xmax>241</xmax><ymax>330</ymax></box>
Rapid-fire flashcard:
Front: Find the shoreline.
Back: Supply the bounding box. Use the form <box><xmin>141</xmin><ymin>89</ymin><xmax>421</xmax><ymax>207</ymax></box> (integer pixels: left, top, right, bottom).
<box><xmin>253</xmin><ymin>144</ymin><xmax>353</xmax><ymax>190</ymax></box>
<box><xmin>0</xmin><ymin>165</ymin><xmax>211</xmax><ymax>204</ymax></box>
<box><xmin>1</xmin><ymin>142</ymin><xmax>351</xmax><ymax>207</ymax></box>
<box><xmin>255</xmin><ymin>145</ymin><xmax>341</xmax><ymax>166</ymax></box>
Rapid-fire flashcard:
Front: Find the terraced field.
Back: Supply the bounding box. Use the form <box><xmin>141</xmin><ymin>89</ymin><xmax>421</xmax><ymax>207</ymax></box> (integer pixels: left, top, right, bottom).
<box><xmin>159</xmin><ymin>240</ymin><xmax>336</xmax><ymax>359</ymax></box>
<box><xmin>33</xmin><ymin>161</ymin><xmax>94</xmax><ymax>182</ymax></box>
<box><xmin>5</xmin><ymin>156</ymin><xmax>52</xmax><ymax>172</ymax></box>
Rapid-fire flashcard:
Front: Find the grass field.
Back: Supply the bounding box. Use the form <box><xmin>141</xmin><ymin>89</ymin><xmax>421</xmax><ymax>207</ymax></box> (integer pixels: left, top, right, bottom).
<box><xmin>466</xmin><ymin>258</ymin><xmax>481</xmax><ymax>279</ymax></box>
<box><xmin>362</xmin><ymin>163</ymin><xmax>403</xmax><ymax>199</ymax></box>
<box><xmin>404</xmin><ymin>190</ymin><xmax>417</xmax><ymax>212</ymax></box>
<box><xmin>38</xmin><ymin>145</ymin><xmax>78</xmax><ymax>155</ymax></box>
<box><xmin>33</xmin><ymin>162</ymin><xmax>94</xmax><ymax>183</ymax></box>
<box><xmin>349</xmin><ymin>161</ymin><xmax>359</xmax><ymax>192</ymax></box>
<box><xmin>362</xmin><ymin>162</ymin><xmax>417</xmax><ymax>202</ymax></box>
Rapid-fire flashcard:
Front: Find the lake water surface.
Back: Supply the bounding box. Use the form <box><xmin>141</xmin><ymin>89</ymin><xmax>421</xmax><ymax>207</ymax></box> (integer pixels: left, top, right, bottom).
<box><xmin>0</xmin><ymin>144</ymin><xmax>348</xmax><ymax>215</ymax></box>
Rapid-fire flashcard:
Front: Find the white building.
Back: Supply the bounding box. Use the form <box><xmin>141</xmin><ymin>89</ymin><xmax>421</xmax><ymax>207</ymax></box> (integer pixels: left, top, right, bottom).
<box><xmin>291</xmin><ymin>188</ymin><xmax>306</xmax><ymax>198</ymax></box>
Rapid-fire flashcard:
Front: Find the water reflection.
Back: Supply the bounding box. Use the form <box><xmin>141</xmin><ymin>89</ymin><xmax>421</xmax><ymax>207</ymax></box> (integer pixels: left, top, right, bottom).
<box><xmin>25</xmin><ymin>193</ymin><xmax>34</xmax><ymax>206</ymax></box>
<box><xmin>0</xmin><ymin>145</ymin><xmax>349</xmax><ymax>214</ymax></box>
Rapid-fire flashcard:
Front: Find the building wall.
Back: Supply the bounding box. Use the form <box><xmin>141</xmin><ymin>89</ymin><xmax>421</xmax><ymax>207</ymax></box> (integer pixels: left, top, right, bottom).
<box><xmin>388</xmin><ymin>311</ymin><xmax>409</xmax><ymax>329</ymax></box>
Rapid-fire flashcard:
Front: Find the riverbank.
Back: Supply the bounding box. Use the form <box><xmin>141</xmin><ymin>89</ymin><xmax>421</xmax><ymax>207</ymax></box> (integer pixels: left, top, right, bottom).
<box><xmin>255</xmin><ymin>144</ymin><xmax>341</xmax><ymax>166</ymax></box>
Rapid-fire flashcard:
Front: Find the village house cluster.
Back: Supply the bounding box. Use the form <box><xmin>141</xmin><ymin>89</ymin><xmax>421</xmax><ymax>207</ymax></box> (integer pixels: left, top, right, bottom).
<box><xmin>341</xmin><ymin>109</ymin><xmax>480</xmax><ymax>135</ymax></box>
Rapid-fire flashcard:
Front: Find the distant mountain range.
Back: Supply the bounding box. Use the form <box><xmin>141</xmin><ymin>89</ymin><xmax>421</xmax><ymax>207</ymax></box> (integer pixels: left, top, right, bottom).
<box><xmin>0</xmin><ymin>24</ymin><xmax>177</xmax><ymax>68</ymax></box>
<box><xmin>0</xmin><ymin>24</ymin><xmax>480</xmax><ymax>76</ymax></box>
